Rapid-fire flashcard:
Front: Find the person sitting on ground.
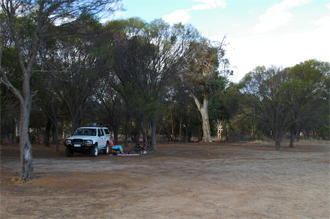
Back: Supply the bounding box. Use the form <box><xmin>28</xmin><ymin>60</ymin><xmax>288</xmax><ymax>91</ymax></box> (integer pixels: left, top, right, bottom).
<box><xmin>109</xmin><ymin>137</ymin><xmax>124</xmax><ymax>154</ymax></box>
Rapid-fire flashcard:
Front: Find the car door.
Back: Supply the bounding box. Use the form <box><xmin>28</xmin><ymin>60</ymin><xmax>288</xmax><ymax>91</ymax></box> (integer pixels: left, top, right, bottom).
<box><xmin>97</xmin><ymin>128</ymin><xmax>106</xmax><ymax>149</ymax></box>
<box><xmin>102</xmin><ymin>128</ymin><xmax>111</xmax><ymax>142</ymax></box>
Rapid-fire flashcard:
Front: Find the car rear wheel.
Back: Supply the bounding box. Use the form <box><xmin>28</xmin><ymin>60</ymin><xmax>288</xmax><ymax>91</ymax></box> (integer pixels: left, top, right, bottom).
<box><xmin>103</xmin><ymin>143</ymin><xmax>109</xmax><ymax>155</ymax></box>
<box><xmin>66</xmin><ymin>147</ymin><xmax>73</xmax><ymax>157</ymax></box>
<box><xmin>91</xmin><ymin>145</ymin><xmax>98</xmax><ymax>157</ymax></box>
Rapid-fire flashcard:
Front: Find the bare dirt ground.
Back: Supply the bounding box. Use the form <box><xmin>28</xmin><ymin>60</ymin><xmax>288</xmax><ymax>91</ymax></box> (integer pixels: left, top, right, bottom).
<box><xmin>1</xmin><ymin>140</ymin><xmax>329</xmax><ymax>219</ymax></box>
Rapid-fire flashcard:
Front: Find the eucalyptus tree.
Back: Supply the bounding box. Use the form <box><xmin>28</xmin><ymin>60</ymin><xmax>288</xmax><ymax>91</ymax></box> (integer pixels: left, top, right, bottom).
<box><xmin>240</xmin><ymin>66</ymin><xmax>293</xmax><ymax>150</ymax></box>
<box><xmin>296</xmin><ymin>97</ymin><xmax>329</xmax><ymax>140</ymax></box>
<box><xmin>0</xmin><ymin>0</ymin><xmax>122</xmax><ymax>181</ymax></box>
<box><xmin>104</xmin><ymin>18</ymin><xmax>200</xmax><ymax>150</ymax></box>
<box><xmin>281</xmin><ymin>59</ymin><xmax>330</xmax><ymax>146</ymax></box>
<box><xmin>241</xmin><ymin>61</ymin><xmax>329</xmax><ymax>149</ymax></box>
<box><xmin>180</xmin><ymin>37</ymin><xmax>232</xmax><ymax>142</ymax></box>
<box><xmin>161</xmin><ymin>77</ymin><xmax>195</xmax><ymax>142</ymax></box>
<box><xmin>52</xmin><ymin>30</ymin><xmax>111</xmax><ymax>133</ymax></box>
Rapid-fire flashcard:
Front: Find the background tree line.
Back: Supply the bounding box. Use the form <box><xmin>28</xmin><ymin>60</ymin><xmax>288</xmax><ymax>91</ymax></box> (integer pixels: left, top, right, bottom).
<box><xmin>1</xmin><ymin>1</ymin><xmax>329</xmax><ymax>180</ymax></box>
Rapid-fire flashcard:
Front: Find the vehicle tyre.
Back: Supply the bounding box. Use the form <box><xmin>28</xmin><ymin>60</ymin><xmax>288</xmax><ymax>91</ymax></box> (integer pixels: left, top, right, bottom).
<box><xmin>103</xmin><ymin>143</ymin><xmax>109</xmax><ymax>155</ymax></box>
<box><xmin>91</xmin><ymin>145</ymin><xmax>98</xmax><ymax>157</ymax></box>
<box><xmin>66</xmin><ymin>147</ymin><xmax>73</xmax><ymax>157</ymax></box>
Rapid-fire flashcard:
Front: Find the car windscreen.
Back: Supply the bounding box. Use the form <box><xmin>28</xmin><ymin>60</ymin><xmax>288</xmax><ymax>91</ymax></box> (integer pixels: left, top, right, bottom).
<box><xmin>73</xmin><ymin>128</ymin><xmax>96</xmax><ymax>136</ymax></box>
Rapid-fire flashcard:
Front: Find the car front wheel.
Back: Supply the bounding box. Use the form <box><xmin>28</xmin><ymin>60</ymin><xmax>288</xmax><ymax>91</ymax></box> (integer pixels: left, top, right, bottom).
<box><xmin>103</xmin><ymin>143</ymin><xmax>109</xmax><ymax>155</ymax></box>
<box><xmin>66</xmin><ymin>147</ymin><xmax>73</xmax><ymax>157</ymax></box>
<box><xmin>91</xmin><ymin>145</ymin><xmax>98</xmax><ymax>157</ymax></box>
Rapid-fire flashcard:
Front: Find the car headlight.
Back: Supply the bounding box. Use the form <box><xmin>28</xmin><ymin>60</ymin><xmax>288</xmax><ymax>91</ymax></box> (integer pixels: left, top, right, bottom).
<box><xmin>66</xmin><ymin>139</ymin><xmax>72</xmax><ymax>144</ymax></box>
<box><xmin>84</xmin><ymin>140</ymin><xmax>93</xmax><ymax>144</ymax></box>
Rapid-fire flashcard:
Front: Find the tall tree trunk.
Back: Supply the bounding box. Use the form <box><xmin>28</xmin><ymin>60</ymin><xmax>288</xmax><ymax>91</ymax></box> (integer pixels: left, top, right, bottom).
<box><xmin>44</xmin><ymin>118</ymin><xmax>51</xmax><ymax>146</ymax></box>
<box><xmin>296</xmin><ymin>128</ymin><xmax>300</xmax><ymax>142</ymax></box>
<box><xmin>225</xmin><ymin>122</ymin><xmax>229</xmax><ymax>141</ymax></box>
<box><xmin>192</xmin><ymin>94</ymin><xmax>212</xmax><ymax>142</ymax></box>
<box><xmin>275</xmin><ymin>139</ymin><xmax>280</xmax><ymax>151</ymax></box>
<box><xmin>20</xmin><ymin>95</ymin><xmax>36</xmax><ymax>181</ymax></box>
<box><xmin>54</xmin><ymin>123</ymin><xmax>59</xmax><ymax>152</ymax></box>
<box><xmin>306</xmin><ymin>130</ymin><xmax>310</xmax><ymax>139</ymax></box>
<box><xmin>151</xmin><ymin>118</ymin><xmax>157</xmax><ymax>151</ymax></box>
<box><xmin>171</xmin><ymin>109</ymin><xmax>175</xmax><ymax>140</ymax></box>
<box><xmin>124</xmin><ymin>113</ymin><xmax>130</xmax><ymax>147</ymax></box>
<box><xmin>179</xmin><ymin>113</ymin><xmax>182</xmax><ymax>142</ymax></box>
<box><xmin>289</xmin><ymin>125</ymin><xmax>294</xmax><ymax>148</ymax></box>
<box><xmin>141</xmin><ymin>120</ymin><xmax>148</xmax><ymax>151</ymax></box>
<box><xmin>14</xmin><ymin>117</ymin><xmax>19</xmax><ymax>144</ymax></box>
<box><xmin>51</xmin><ymin>105</ymin><xmax>60</xmax><ymax>152</ymax></box>
<box><xmin>185</xmin><ymin>107</ymin><xmax>190</xmax><ymax>143</ymax></box>
<box><xmin>52</xmin><ymin>126</ymin><xmax>55</xmax><ymax>144</ymax></box>
<box><xmin>114</xmin><ymin>127</ymin><xmax>119</xmax><ymax>144</ymax></box>
<box><xmin>2</xmin><ymin>69</ymin><xmax>37</xmax><ymax>181</ymax></box>
<box><xmin>72</xmin><ymin>119</ymin><xmax>77</xmax><ymax>135</ymax></box>
<box><xmin>72</xmin><ymin>115</ymin><xmax>82</xmax><ymax>135</ymax></box>
<box><xmin>274</xmin><ymin>132</ymin><xmax>281</xmax><ymax>151</ymax></box>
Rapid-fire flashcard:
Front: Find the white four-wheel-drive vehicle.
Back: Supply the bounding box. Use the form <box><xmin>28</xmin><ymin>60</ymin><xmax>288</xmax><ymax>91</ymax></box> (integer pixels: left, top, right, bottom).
<box><xmin>64</xmin><ymin>127</ymin><xmax>111</xmax><ymax>157</ymax></box>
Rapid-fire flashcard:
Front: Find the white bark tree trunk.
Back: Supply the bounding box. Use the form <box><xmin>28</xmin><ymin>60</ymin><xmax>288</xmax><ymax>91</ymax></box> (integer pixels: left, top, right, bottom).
<box><xmin>179</xmin><ymin>113</ymin><xmax>182</xmax><ymax>142</ymax></box>
<box><xmin>191</xmin><ymin>94</ymin><xmax>212</xmax><ymax>142</ymax></box>
<box><xmin>1</xmin><ymin>68</ymin><xmax>36</xmax><ymax>181</ymax></box>
<box><xmin>20</xmin><ymin>101</ymin><xmax>35</xmax><ymax>180</ymax></box>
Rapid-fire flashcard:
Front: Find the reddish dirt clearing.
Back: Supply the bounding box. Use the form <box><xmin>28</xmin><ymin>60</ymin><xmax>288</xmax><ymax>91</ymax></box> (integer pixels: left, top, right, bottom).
<box><xmin>1</xmin><ymin>140</ymin><xmax>329</xmax><ymax>218</ymax></box>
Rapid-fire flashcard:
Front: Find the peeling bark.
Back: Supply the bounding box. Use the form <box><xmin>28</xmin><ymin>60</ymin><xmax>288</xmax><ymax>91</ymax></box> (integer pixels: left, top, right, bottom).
<box><xmin>192</xmin><ymin>94</ymin><xmax>212</xmax><ymax>142</ymax></box>
<box><xmin>19</xmin><ymin>100</ymin><xmax>36</xmax><ymax>181</ymax></box>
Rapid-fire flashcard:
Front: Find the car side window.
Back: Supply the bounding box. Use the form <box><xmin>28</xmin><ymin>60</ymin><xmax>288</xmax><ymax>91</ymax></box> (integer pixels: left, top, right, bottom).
<box><xmin>98</xmin><ymin>129</ymin><xmax>104</xmax><ymax>136</ymax></box>
<box><xmin>103</xmin><ymin>128</ymin><xmax>110</xmax><ymax>135</ymax></box>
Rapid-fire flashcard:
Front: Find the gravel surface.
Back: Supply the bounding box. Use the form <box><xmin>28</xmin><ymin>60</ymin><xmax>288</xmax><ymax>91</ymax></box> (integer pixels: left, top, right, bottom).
<box><xmin>1</xmin><ymin>140</ymin><xmax>329</xmax><ymax>218</ymax></box>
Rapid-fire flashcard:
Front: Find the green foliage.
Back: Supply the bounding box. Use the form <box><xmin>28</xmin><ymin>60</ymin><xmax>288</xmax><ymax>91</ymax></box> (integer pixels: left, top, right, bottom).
<box><xmin>280</xmin><ymin>60</ymin><xmax>328</xmax><ymax>101</ymax></box>
<box><xmin>185</xmin><ymin>40</ymin><xmax>228</xmax><ymax>103</ymax></box>
<box><xmin>239</xmin><ymin>60</ymin><xmax>330</xmax><ymax>147</ymax></box>
<box><xmin>106</xmin><ymin>17</ymin><xmax>201</xmax><ymax>136</ymax></box>
<box><xmin>1</xmin><ymin>47</ymin><xmax>21</xmax><ymax>84</ymax></box>
<box><xmin>208</xmin><ymin>83</ymin><xmax>242</xmax><ymax>136</ymax></box>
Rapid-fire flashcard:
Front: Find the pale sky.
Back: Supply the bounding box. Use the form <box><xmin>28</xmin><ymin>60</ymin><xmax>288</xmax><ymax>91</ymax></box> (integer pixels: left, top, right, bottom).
<box><xmin>108</xmin><ymin>0</ymin><xmax>330</xmax><ymax>83</ymax></box>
